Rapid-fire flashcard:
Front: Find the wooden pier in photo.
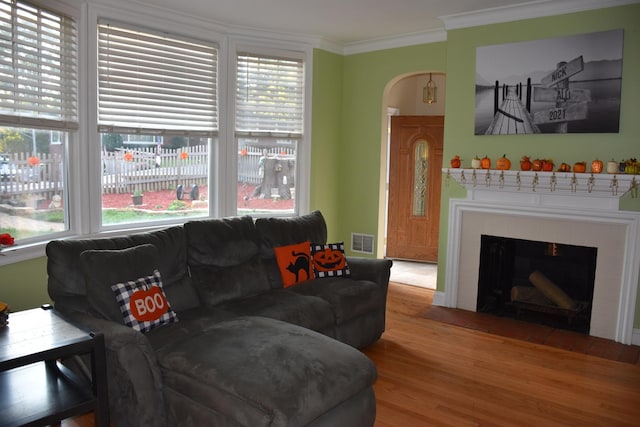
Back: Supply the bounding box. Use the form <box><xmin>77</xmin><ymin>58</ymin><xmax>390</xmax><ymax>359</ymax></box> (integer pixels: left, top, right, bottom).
<box><xmin>485</xmin><ymin>85</ymin><xmax>540</xmax><ymax>135</ymax></box>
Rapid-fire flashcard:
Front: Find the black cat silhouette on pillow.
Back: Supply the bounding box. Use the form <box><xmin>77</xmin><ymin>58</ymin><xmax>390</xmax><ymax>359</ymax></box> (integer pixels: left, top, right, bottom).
<box><xmin>286</xmin><ymin>250</ymin><xmax>310</xmax><ymax>282</ymax></box>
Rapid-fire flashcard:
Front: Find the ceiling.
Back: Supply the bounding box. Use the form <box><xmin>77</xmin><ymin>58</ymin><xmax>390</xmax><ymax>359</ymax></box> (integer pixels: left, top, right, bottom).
<box><xmin>126</xmin><ymin>0</ymin><xmax>630</xmax><ymax>46</ymax></box>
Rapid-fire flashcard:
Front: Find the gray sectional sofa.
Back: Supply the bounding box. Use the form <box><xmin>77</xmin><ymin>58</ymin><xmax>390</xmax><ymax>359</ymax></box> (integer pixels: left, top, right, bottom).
<box><xmin>46</xmin><ymin>211</ymin><xmax>392</xmax><ymax>427</ymax></box>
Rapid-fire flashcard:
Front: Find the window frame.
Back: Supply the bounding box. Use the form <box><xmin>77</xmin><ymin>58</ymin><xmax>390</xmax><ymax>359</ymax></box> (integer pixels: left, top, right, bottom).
<box><xmin>0</xmin><ymin>0</ymin><xmax>82</xmax><ymax>265</ymax></box>
<box><xmin>1</xmin><ymin>1</ymin><xmax>313</xmax><ymax>265</ymax></box>
<box><xmin>226</xmin><ymin>40</ymin><xmax>311</xmax><ymax>218</ymax></box>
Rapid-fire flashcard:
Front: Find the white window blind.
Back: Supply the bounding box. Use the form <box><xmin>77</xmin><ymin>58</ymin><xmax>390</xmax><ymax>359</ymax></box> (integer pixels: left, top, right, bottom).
<box><xmin>236</xmin><ymin>53</ymin><xmax>303</xmax><ymax>136</ymax></box>
<box><xmin>97</xmin><ymin>21</ymin><xmax>218</xmax><ymax>135</ymax></box>
<box><xmin>0</xmin><ymin>0</ymin><xmax>78</xmax><ymax>130</ymax></box>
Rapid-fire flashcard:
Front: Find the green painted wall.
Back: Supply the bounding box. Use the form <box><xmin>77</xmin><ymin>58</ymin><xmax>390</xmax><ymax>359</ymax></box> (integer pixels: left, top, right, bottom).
<box><xmin>338</xmin><ymin>42</ymin><xmax>447</xmax><ymax>247</ymax></box>
<box><xmin>0</xmin><ymin>257</ymin><xmax>49</xmax><ymax>312</ymax></box>
<box><xmin>310</xmin><ymin>49</ymin><xmax>343</xmax><ymax>241</ymax></box>
<box><xmin>439</xmin><ymin>4</ymin><xmax>640</xmax><ymax>328</ymax></box>
<box><xmin>323</xmin><ymin>3</ymin><xmax>640</xmax><ymax>329</ymax></box>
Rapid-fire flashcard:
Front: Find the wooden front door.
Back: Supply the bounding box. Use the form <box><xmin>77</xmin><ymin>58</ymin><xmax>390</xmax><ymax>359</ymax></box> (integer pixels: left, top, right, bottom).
<box><xmin>386</xmin><ymin>116</ymin><xmax>444</xmax><ymax>262</ymax></box>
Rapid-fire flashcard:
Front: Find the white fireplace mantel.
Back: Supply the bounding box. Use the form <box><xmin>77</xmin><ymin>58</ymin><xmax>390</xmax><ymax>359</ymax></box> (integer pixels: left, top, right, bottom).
<box><xmin>439</xmin><ymin>168</ymin><xmax>640</xmax><ymax>345</ymax></box>
<box><xmin>443</xmin><ymin>168</ymin><xmax>638</xmax><ymax>211</ymax></box>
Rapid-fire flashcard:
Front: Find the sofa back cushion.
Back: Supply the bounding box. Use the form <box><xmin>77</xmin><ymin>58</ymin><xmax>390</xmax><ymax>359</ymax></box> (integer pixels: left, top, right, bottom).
<box><xmin>47</xmin><ymin>226</ymin><xmax>198</xmax><ymax>313</ymax></box>
<box><xmin>255</xmin><ymin>210</ymin><xmax>327</xmax><ymax>288</ymax></box>
<box><xmin>81</xmin><ymin>243</ymin><xmax>161</xmax><ymax>322</ymax></box>
<box><xmin>185</xmin><ymin>216</ymin><xmax>271</xmax><ymax>306</ymax></box>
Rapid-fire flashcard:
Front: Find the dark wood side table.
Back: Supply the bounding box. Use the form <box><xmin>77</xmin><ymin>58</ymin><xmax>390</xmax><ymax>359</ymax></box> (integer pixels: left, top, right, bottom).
<box><xmin>0</xmin><ymin>305</ymin><xmax>109</xmax><ymax>427</ymax></box>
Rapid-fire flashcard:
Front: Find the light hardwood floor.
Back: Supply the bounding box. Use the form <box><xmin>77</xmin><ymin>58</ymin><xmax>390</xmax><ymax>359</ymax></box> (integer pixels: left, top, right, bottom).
<box><xmin>364</xmin><ymin>283</ymin><xmax>640</xmax><ymax>426</ymax></box>
<box><xmin>64</xmin><ymin>283</ymin><xmax>640</xmax><ymax>427</ymax></box>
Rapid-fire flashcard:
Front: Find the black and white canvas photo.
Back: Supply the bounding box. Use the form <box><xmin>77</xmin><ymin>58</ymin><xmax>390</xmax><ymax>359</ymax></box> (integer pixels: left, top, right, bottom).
<box><xmin>475</xmin><ymin>29</ymin><xmax>623</xmax><ymax>135</ymax></box>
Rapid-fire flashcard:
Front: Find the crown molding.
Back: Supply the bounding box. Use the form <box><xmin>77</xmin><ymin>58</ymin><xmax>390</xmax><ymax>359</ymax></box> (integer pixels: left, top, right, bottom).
<box><xmin>440</xmin><ymin>0</ymin><xmax>640</xmax><ymax>30</ymax></box>
<box><xmin>90</xmin><ymin>0</ymin><xmax>640</xmax><ymax>56</ymax></box>
<box><xmin>342</xmin><ymin>29</ymin><xmax>447</xmax><ymax>56</ymax></box>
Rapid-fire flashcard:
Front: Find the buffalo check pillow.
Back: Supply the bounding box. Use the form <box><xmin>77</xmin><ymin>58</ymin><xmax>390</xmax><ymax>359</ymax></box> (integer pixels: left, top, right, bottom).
<box><xmin>111</xmin><ymin>269</ymin><xmax>178</xmax><ymax>333</ymax></box>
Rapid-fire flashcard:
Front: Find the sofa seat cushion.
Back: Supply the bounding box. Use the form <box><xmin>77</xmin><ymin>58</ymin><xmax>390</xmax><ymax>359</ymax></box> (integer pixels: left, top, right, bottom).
<box><xmin>216</xmin><ymin>290</ymin><xmax>335</xmax><ymax>334</ymax></box>
<box><xmin>157</xmin><ymin>316</ymin><xmax>377</xmax><ymax>427</ymax></box>
<box><xmin>289</xmin><ymin>278</ymin><xmax>385</xmax><ymax>325</ymax></box>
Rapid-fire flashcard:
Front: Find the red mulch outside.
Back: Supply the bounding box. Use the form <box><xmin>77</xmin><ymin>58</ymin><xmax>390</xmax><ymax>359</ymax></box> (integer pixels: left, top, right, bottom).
<box><xmin>101</xmin><ymin>184</ymin><xmax>294</xmax><ymax>211</ymax></box>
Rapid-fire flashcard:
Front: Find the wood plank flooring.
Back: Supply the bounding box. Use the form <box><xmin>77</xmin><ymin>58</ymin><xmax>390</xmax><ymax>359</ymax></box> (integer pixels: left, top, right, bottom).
<box><xmin>64</xmin><ymin>282</ymin><xmax>640</xmax><ymax>426</ymax></box>
<box><xmin>363</xmin><ymin>283</ymin><xmax>640</xmax><ymax>426</ymax></box>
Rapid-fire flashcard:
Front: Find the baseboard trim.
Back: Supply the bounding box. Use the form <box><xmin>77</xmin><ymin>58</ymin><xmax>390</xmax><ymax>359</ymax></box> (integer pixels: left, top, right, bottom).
<box><xmin>433</xmin><ymin>291</ymin><xmax>446</xmax><ymax>307</ymax></box>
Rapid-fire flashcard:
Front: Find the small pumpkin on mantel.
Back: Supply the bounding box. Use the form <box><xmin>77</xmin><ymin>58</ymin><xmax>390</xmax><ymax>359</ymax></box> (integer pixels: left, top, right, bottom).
<box><xmin>573</xmin><ymin>161</ymin><xmax>587</xmax><ymax>173</ymax></box>
<box><xmin>532</xmin><ymin>158</ymin><xmax>544</xmax><ymax>172</ymax></box>
<box><xmin>520</xmin><ymin>156</ymin><xmax>532</xmax><ymax>171</ymax></box>
<box><xmin>471</xmin><ymin>156</ymin><xmax>482</xmax><ymax>169</ymax></box>
<box><xmin>480</xmin><ymin>155</ymin><xmax>491</xmax><ymax>170</ymax></box>
<box><xmin>591</xmin><ymin>159</ymin><xmax>604</xmax><ymax>174</ymax></box>
<box><xmin>496</xmin><ymin>154</ymin><xmax>511</xmax><ymax>170</ymax></box>
<box><xmin>557</xmin><ymin>162</ymin><xmax>571</xmax><ymax>172</ymax></box>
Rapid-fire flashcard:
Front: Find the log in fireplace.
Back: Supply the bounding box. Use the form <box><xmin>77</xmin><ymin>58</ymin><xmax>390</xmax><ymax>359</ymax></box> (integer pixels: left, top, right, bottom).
<box><xmin>477</xmin><ymin>235</ymin><xmax>597</xmax><ymax>333</ymax></box>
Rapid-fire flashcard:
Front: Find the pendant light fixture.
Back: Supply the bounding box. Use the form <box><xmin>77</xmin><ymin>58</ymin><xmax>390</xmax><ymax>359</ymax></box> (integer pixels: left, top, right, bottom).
<box><xmin>423</xmin><ymin>73</ymin><xmax>437</xmax><ymax>104</ymax></box>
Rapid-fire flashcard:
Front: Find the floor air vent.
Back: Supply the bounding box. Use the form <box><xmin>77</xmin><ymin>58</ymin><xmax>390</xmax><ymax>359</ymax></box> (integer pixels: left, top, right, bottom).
<box><xmin>351</xmin><ymin>233</ymin><xmax>375</xmax><ymax>255</ymax></box>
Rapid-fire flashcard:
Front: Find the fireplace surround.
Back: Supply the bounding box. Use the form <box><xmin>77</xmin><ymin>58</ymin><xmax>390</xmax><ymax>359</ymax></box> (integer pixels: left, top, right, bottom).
<box><xmin>439</xmin><ymin>169</ymin><xmax>640</xmax><ymax>344</ymax></box>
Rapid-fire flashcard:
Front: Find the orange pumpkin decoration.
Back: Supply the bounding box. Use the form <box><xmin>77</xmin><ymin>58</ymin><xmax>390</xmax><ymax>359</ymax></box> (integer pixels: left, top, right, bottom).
<box><xmin>480</xmin><ymin>155</ymin><xmax>491</xmax><ymax>169</ymax></box>
<box><xmin>450</xmin><ymin>155</ymin><xmax>461</xmax><ymax>168</ymax></box>
<box><xmin>520</xmin><ymin>156</ymin><xmax>532</xmax><ymax>171</ymax></box>
<box><xmin>573</xmin><ymin>162</ymin><xmax>587</xmax><ymax>173</ymax></box>
<box><xmin>28</xmin><ymin>156</ymin><xmax>40</xmax><ymax>166</ymax></box>
<box><xmin>542</xmin><ymin>159</ymin><xmax>554</xmax><ymax>172</ymax></box>
<box><xmin>123</xmin><ymin>151</ymin><xmax>134</xmax><ymax>162</ymax></box>
<box><xmin>557</xmin><ymin>163</ymin><xmax>571</xmax><ymax>172</ymax></box>
<box><xmin>240</xmin><ymin>148</ymin><xmax>248</xmax><ymax>156</ymax></box>
<box><xmin>496</xmin><ymin>154</ymin><xmax>511</xmax><ymax>170</ymax></box>
<box><xmin>129</xmin><ymin>286</ymin><xmax>169</xmax><ymax>322</ymax></box>
<box><xmin>313</xmin><ymin>248</ymin><xmax>346</xmax><ymax>271</ymax></box>
<box><xmin>591</xmin><ymin>159</ymin><xmax>603</xmax><ymax>174</ymax></box>
<box><xmin>180</xmin><ymin>151</ymin><xmax>189</xmax><ymax>160</ymax></box>
<box><xmin>532</xmin><ymin>158</ymin><xmax>543</xmax><ymax>171</ymax></box>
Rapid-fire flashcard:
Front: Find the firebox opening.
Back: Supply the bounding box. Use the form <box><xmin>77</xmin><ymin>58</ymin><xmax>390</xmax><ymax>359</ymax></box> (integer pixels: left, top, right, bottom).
<box><xmin>477</xmin><ymin>235</ymin><xmax>597</xmax><ymax>334</ymax></box>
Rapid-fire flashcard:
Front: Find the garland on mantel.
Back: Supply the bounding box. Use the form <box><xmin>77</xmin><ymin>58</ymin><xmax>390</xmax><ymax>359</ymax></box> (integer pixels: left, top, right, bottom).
<box><xmin>443</xmin><ymin>168</ymin><xmax>638</xmax><ymax>199</ymax></box>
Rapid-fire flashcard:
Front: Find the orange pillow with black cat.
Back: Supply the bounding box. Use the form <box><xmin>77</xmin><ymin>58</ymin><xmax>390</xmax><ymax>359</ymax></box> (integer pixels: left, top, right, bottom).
<box><xmin>274</xmin><ymin>241</ymin><xmax>312</xmax><ymax>287</ymax></box>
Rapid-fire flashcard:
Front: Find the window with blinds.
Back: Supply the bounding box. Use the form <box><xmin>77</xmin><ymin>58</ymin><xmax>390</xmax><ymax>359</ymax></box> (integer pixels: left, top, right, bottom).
<box><xmin>0</xmin><ymin>0</ymin><xmax>78</xmax><ymax>129</ymax></box>
<box><xmin>235</xmin><ymin>54</ymin><xmax>304</xmax><ymax>136</ymax></box>
<box><xmin>235</xmin><ymin>52</ymin><xmax>303</xmax><ymax>216</ymax></box>
<box><xmin>97</xmin><ymin>21</ymin><xmax>218</xmax><ymax>135</ymax></box>
<box><xmin>0</xmin><ymin>0</ymin><xmax>75</xmax><ymax>245</ymax></box>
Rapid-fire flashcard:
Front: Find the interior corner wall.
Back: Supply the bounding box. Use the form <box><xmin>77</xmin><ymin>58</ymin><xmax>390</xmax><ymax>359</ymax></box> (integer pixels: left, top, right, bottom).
<box><xmin>438</xmin><ymin>3</ymin><xmax>640</xmax><ymax>327</ymax></box>
<box><xmin>337</xmin><ymin>42</ymin><xmax>447</xmax><ymax>257</ymax></box>
<box><xmin>310</xmin><ymin>49</ymin><xmax>344</xmax><ymax>241</ymax></box>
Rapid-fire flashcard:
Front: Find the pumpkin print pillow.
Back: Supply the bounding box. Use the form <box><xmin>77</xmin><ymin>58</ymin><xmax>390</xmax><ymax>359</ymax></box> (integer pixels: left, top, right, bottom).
<box><xmin>111</xmin><ymin>269</ymin><xmax>178</xmax><ymax>333</ymax></box>
<box><xmin>310</xmin><ymin>242</ymin><xmax>350</xmax><ymax>278</ymax></box>
<box><xmin>274</xmin><ymin>241</ymin><xmax>312</xmax><ymax>288</ymax></box>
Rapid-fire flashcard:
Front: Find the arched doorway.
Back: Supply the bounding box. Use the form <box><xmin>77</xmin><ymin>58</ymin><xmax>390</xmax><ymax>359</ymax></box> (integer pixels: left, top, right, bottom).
<box><xmin>379</xmin><ymin>72</ymin><xmax>445</xmax><ymax>264</ymax></box>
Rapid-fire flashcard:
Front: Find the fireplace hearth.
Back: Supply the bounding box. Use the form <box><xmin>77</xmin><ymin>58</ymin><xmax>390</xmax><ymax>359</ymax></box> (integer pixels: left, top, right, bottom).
<box><xmin>477</xmin><ymin>235</ymin><xmax>597</xmax><ymax>333</ymax></box>
<box><xmin>440</xmin><ymin>168</ymin><xmax>640</xmax><ymax>344</ymax></box>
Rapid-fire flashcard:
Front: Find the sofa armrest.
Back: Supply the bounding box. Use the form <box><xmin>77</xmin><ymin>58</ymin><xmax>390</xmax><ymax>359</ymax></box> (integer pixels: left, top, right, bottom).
<box><xmin>62</xmin><ymin>311</ymin><xmax>168</xmax><ymax>427</ymax></box>
<box><xmin>347</xmin><ymin>257</ymin><xmax>393</xmax><ymax>292</ymax></box>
